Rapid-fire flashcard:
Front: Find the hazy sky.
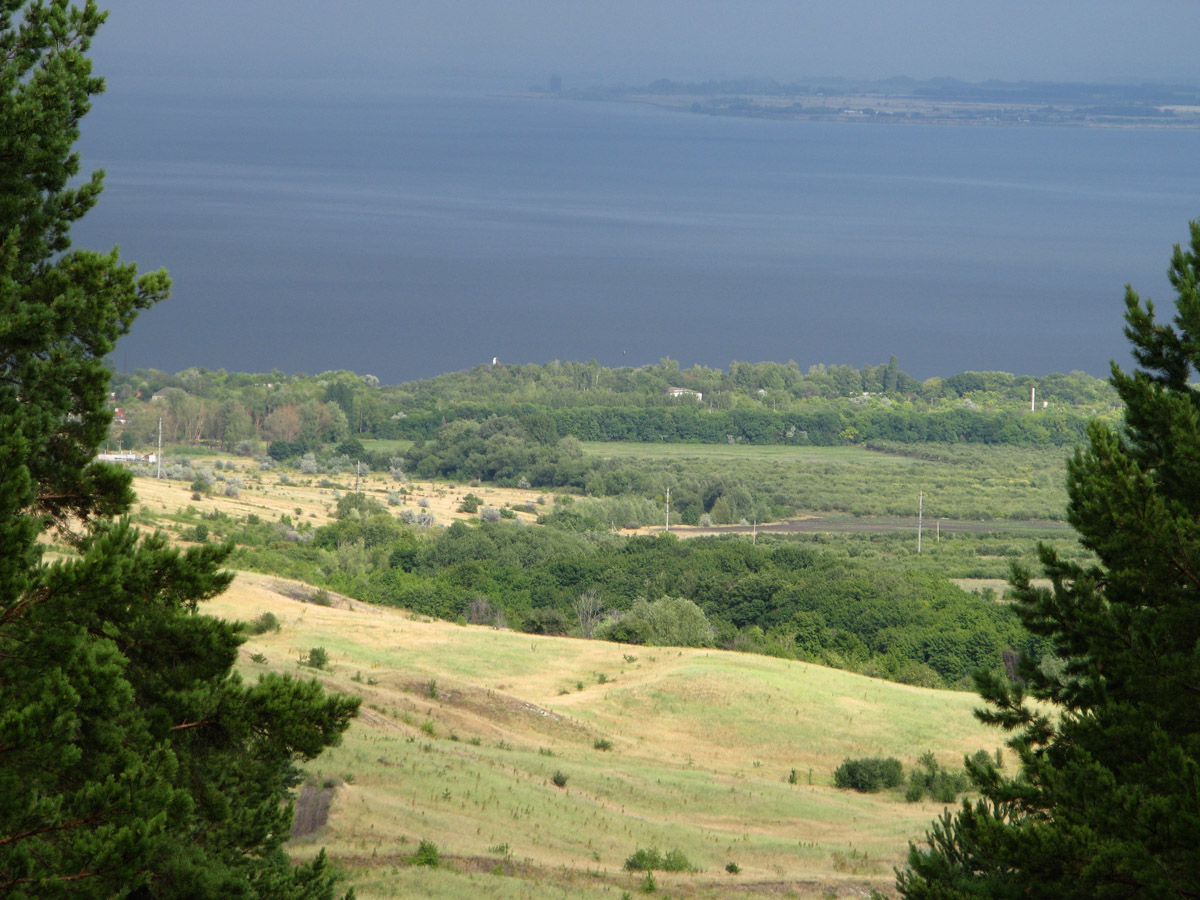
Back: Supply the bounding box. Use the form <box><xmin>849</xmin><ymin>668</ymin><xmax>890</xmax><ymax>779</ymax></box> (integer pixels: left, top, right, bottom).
<box><xmin>92</xmin><ymin>1</ymin><xmax>1200</xmax><ymax>90</ymax></box>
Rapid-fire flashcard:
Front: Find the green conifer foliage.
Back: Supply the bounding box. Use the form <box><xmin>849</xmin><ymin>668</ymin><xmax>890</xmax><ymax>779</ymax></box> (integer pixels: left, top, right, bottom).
<box><xmin>898</xmin><ymin>222</ymin><xmax>1200</xmax><ymax>899</ymax></box>
<box><xmin>0</xmin><ymin>4</ymin><xmax>358</xmax><ymax>897</ymax></box>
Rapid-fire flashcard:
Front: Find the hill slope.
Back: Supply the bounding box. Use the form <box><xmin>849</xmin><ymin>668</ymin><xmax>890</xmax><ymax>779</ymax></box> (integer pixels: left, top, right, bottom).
<box><xmin>211</xmin><ymin>573</ymin><xmax>1001</xmax><ymax>899</ymax></box>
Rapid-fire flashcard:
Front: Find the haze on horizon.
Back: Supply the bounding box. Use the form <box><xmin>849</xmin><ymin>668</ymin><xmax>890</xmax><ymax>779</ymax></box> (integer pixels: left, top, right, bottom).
<box><xmin>93</xmin><ymin>0</ymin><xmax>1200</xmax><ymax>90</ymax></box>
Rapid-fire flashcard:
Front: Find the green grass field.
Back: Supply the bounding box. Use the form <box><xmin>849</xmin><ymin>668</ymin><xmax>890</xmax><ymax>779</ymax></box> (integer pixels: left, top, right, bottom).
<box><xmin>213</xmin><ymin>573</ymin><xmax>1004</xmax><ymax>900</ymax></box>
<box><xmin>581</xmin><ymin>440</ymin><xmax>1074</xmax><ymax>522</ymax></box>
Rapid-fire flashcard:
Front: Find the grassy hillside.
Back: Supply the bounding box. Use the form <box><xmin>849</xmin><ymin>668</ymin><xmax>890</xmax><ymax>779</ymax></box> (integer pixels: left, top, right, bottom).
<box><xmin>211</xmin><ymin>574</ymin><xmax>1003</xmax><ymax>899</ymax></box>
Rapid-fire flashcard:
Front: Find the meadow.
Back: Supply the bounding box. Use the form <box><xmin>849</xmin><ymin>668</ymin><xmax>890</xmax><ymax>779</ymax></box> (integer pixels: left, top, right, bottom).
<box><xmin>579</xmin><ymin>440</ymin><xmax>1074</xmax><ymax>522</ymax></box>
<box><xmin>211</xmin><ymin>574</ymin><xmax>1004</xmax><ymax>900</ymax></box>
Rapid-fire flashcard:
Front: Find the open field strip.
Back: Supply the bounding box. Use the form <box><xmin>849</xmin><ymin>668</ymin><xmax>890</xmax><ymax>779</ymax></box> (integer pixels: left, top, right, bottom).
<box><xmin>130</xmin><ymin>463</ymin><xmax>549</xmax><ymax>534</ymax></box>
<box><xmin>580</xmin><ymin>440</ymin><xmax>1073</xmax><ymax>524</ymax></box>
<box><xmin>581</xmin><ymin>442</ymin><xmax>921</xmax><ymax>464</ymax></box>
<box><xmin>210</xmin><ymin>573</ymin><xmax>1001</xmax><ymax>899</ymax></box>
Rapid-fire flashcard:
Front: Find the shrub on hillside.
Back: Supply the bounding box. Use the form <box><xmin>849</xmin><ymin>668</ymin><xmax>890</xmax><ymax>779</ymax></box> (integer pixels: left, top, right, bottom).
<box><xmin>833</xmin><ymin>756</ymin><xmax>904</xmax><ymax>792</ymax></box>
<box><xmin>904</xmin><ymin>751</ymin><xmax>983</xmax><ymax>803</ymax></box>
<box><xmin>623</xmin><ymin>847</ymin><xmax>692</xmax><ymax>872</ymax></box>
<box><xmin>303</xmin><ymin>647</ymin><xmax>329</xmax><ymax>670</ymax></box>
<box><xmin>249</xmin><ymin>611</ymin><xmax>280</xmax><ymax>634</ymax></box>
<box><xmin>521</xmin><ymin>607</ymin><xmax>569</xmax><ymax>635</ymax></box>
<box><xmin>411</xmin><ymin>839</ymin><xmax>440</xmax><ymax>867</ymax></box>
<box><xmin>596</xmin><ymin>596</ymin><xmax>714</xmax><ymax>648</ymax></box>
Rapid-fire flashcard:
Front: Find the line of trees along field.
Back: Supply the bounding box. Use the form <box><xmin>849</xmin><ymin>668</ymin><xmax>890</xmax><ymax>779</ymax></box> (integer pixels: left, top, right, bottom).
<box><xmin>107</xmin><ymin>357</ymin><xmax>1119</xmax><ymax>452</ymax></box>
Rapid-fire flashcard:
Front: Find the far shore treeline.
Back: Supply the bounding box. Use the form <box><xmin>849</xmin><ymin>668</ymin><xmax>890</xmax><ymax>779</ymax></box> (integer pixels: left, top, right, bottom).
<box><xmin>108</xmin><ymin>357</ymin><xmax>1118</xmax><ymax>452</ymax></box>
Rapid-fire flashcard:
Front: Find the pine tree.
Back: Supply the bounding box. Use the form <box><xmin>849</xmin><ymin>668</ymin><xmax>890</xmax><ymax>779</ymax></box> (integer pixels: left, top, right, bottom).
<box><xmin>898</xmin><ymin>222</ymin><xmax>1200</xmax><ymax>899</ymax></box>
<box><xmin>0</xmin><ymin>4</ymin><xmax>358</xmax><ymax>897</ymax></box>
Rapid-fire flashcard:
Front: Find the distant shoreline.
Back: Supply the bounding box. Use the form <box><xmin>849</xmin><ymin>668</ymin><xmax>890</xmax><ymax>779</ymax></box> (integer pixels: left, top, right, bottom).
<box><xmin>515</xmin><ymin>77</ymin><xmax>1200</xmax><ymax>129</ymax></box>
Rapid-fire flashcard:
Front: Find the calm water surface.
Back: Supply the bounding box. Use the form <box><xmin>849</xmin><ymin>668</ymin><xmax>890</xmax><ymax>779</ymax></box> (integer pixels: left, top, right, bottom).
<box><xmin>75</xmin><ymin>81</ymin><xmax>1200</xmax><ymax>381</ymax></box>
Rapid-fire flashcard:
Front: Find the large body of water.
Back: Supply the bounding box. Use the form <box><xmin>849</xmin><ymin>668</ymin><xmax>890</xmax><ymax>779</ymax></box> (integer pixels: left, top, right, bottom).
<box><xmin>75</xmin><ymin>81</ymin><xmax>1200</xmax><ymax>382</ymax></box>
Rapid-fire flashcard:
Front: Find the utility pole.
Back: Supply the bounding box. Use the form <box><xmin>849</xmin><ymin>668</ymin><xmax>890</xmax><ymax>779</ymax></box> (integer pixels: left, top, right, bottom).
<box><xmin>664</xmin><ymin>486</ymin><xmax>670</xmax><ymax>533</ymax></box>
<box><xmin>156</xmin><ymin>416</ymin><xmax>162</xmax><ymax>479</ymax></box>
<box><xmin>917</xmin><ymin>491</ymin><xmax>923</xmax><ymax>554</ymax></box>
<box><xmin>355</xmin><ymin>460</ymin><xmax>361</xmax><ymax>493</ymax></box>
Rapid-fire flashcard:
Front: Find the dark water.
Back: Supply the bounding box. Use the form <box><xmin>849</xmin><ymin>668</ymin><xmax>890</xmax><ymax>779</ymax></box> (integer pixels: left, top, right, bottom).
<box><xmin>75</xmin><ymin>81</ymin><xmax>1200</xmax><ymax>382</ymax></box>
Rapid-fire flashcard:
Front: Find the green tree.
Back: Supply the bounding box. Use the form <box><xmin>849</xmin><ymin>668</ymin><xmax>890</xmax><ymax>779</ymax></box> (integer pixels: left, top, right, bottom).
<box><xmin>898</xmin><ymin>222</ymin><xmax>1200</xmax><ymax>899</ymax></box>
<box><xmin>0</xmin><ymin>4</ymin><xmax>358</xmax><ymax>898</ymax></box>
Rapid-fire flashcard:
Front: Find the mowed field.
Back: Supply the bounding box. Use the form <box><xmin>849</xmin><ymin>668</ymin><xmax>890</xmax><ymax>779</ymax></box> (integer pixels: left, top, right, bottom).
<box><xmin>208</xmin><ymin>574</ymin><xmax>1003</xmax><ymax>900</ymax></box>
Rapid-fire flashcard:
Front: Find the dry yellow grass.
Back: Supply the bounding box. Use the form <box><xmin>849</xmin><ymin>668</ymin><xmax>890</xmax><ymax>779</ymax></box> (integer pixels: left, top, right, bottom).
<box><xmin>207</xmin><ymin>572</ymin><xmax>1004</xmax><ymax>900</ymax></box>
<box><xmin>129</xmin><ymin>459</ymin><xmax>549</xmax><ymax>537</ymax></box>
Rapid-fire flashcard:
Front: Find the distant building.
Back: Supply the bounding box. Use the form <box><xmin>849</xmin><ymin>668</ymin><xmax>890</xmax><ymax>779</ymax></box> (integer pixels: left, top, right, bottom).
<box><xmin>97</xmin><ymin>452</ymin><xmax>157</xmax><ymax>465</ymax></box>
<box><xmin>667</xmin><ymin>387</ymin><xmax>703</xmax><ymax>402</ymax></box>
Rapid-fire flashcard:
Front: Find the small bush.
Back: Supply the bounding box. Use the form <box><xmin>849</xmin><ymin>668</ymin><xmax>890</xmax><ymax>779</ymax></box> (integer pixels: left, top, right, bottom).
<box><xmin>725</xmin><ymin>861</ymin><xmax>740</xmax><ymax>874</ymax></box>
<box><xmin>180</xmin><ymin>523</ymin><xmax>208</xmax><ymax>543</ymax></box>
<box><xmin>833</xmin><ymin>756</ymin><xmax>903</xmax><ymax>792</ymax></box>
<box><xmin>593</xmin><ymin>738</ymin><xmax>613</xmax><ymax>751</ymax></box>
<box><xmin>662</xmin><ymin>849</ymin><xmax>692</xmax><ymax>872</ymax></box>
<box><xmin>303</xmin><ymin>647</ymin><xmax>329</xmax><ymax>670</ymax></box>
<box><xmin>905</xmin><ymin>751</ymin><xmax>973</xmax><ymax>803</ymax></box>
<box><xmin>551</xmin><ymin>770</ymin><xmax>569</xmax><ymax>788</ymax></box>
<box><xmin>624</xmin><ymin>848</ymin><xmax>663</xmax><ymax>871</ymax></box>
<box><xmin>624</xmin><ymin>847</ymin><xmax>691</xmax><ymax>873</ymax></box>
<box><xmin>411</xmin><ymin>839</ymin><xmax>440</xmax><ymax>867</ymax></box>
<box><xmin>249</xmin><ymin>611</ymin><xmax>280</xmax><ymax>634</ymax></box>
